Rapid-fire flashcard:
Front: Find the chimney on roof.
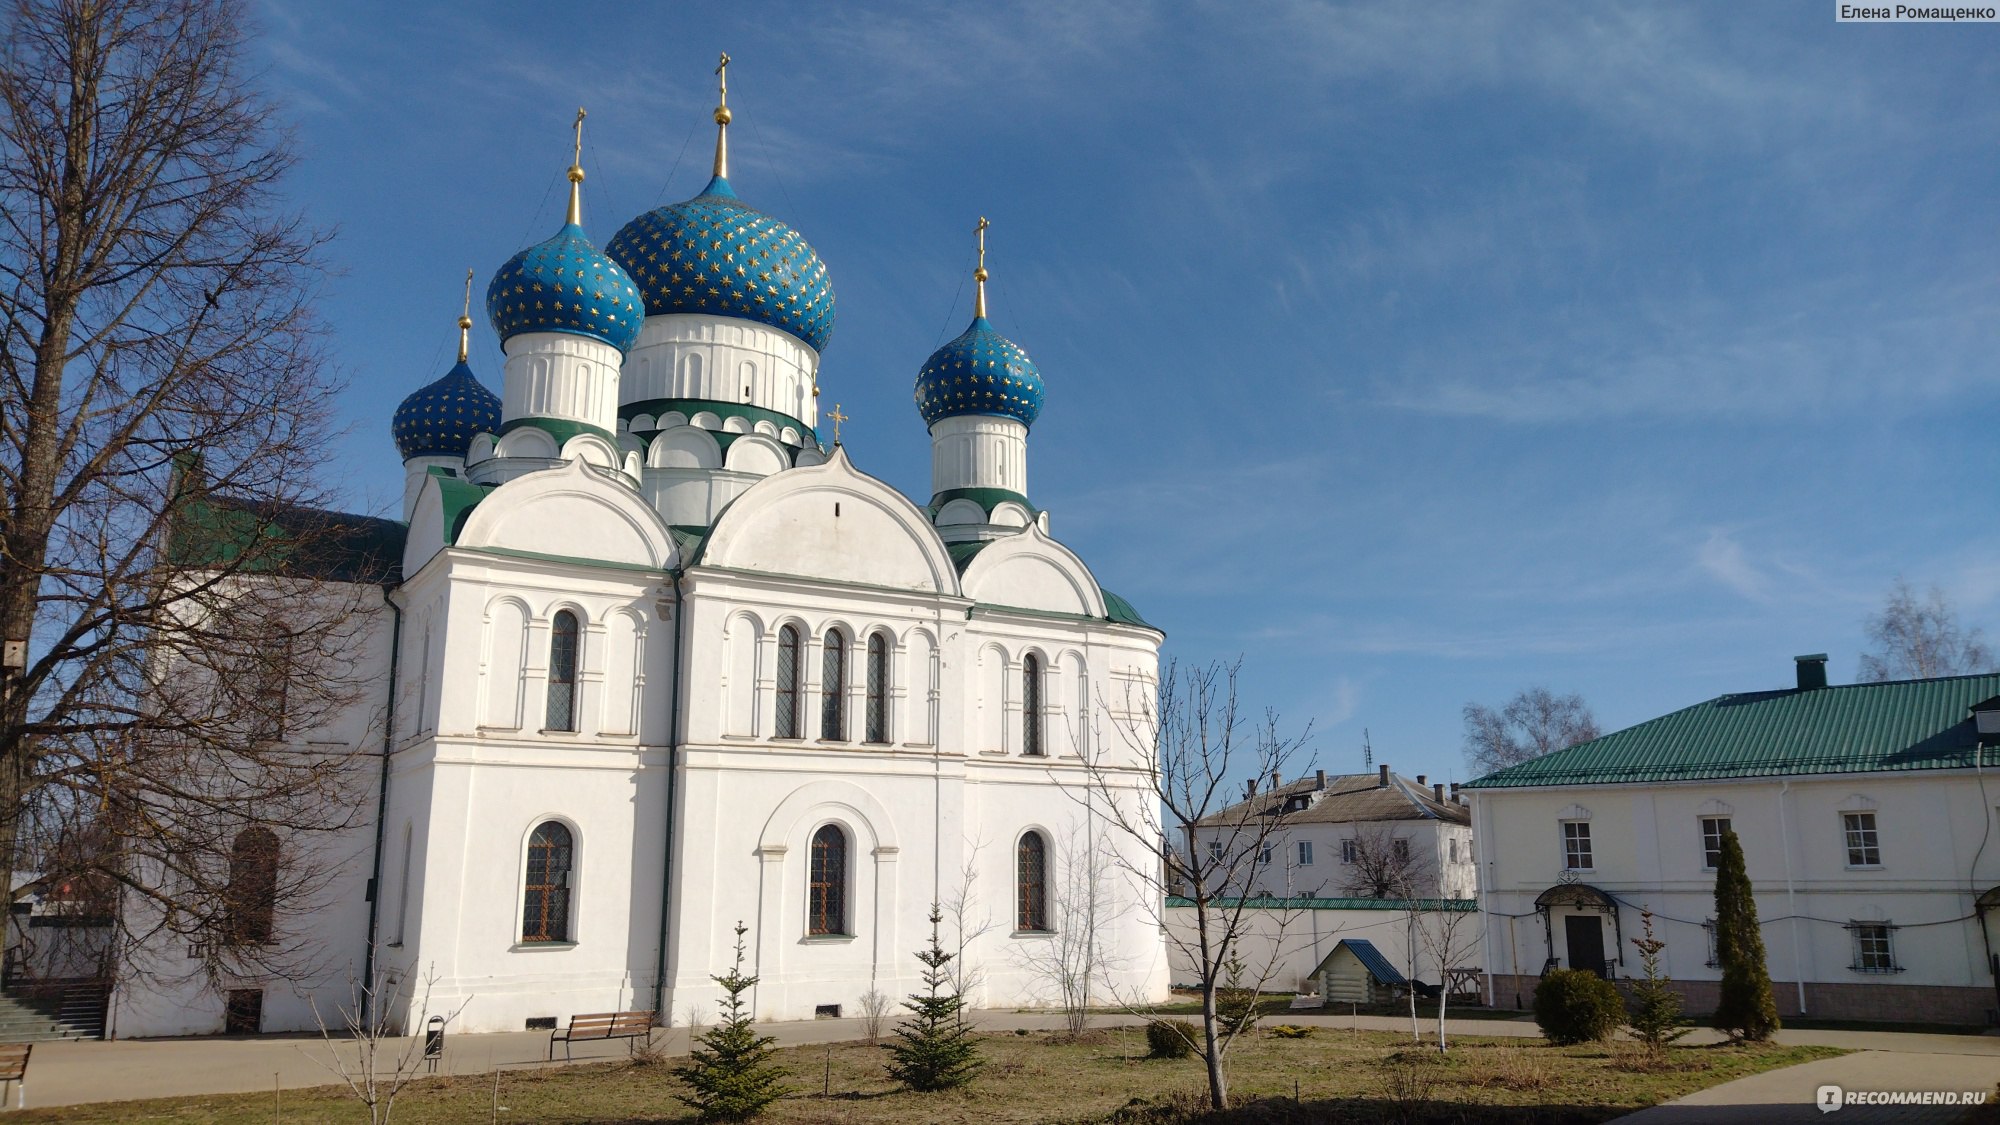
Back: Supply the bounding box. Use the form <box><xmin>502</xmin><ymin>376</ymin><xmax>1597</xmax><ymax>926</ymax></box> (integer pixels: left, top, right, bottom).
<box><xmin>1433</xmin><ymin>782</ymin><xmax>1446</xmax><ymax>804</ymax></box>
<box><xmin>1378</xmin><ymin>764</ymin><xmax>1390</xmax><ymax>788</ymax></box>
<box><xmin>1315</xmin><ymin>769</ymin><xmax>1326</xmax><ymax>790</ymax></box>
<box><xmin>1450</xmin><ymin>781</ymin><xmax>1463</xmax><ymax>804</ymax></box>
<box><xmin>1271</xmin><ymin>770</ymin><xmax>1281</xmax><ymax>790</ymax></box>
<box><xmin>1416</xmin><ymin>774</ymin><xmax>1427</xmax><ymax>787</ymax></box>
<box><xmin>1245</xmin><ymin>778</ymin><xmax>1257</xmax><ymax>800</ymax></box>
<box><xmin>1795</xmin><ymin>653</ymin><xmax>1829</xmax><ymax>691</ymax></box>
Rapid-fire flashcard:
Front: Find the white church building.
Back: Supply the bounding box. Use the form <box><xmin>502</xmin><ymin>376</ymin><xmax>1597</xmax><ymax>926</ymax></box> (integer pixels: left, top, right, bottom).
<box><xmin>108</xmin><ymin>72</ymin><xmax>1170</xmax><ymax>1037</ymax></box>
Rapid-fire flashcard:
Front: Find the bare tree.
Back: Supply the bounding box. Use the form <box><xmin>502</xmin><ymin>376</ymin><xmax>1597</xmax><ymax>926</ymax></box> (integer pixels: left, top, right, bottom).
<box><xmin>307</xmin><ymin>955</ymin><xmax>468</xmax><ymax>1125</ymax></box>
<box><xmin>1011</xmin><ymin>823</ymin><xmax>1125</xmax><ymax>1035</ymax></box>
<box><xmin>1462</xmin><ymin>687</ymin><xmax>1599</xmax><ymax>776</ymax></box>
<box><xmin>1859</xmin><ymin>578</ymin><xmax>1994</xmax><ymax>682</ymax></box>
<box><xmin>1411</xmin><ymin>899</ymin><xmax>1478</xmax><ymax>1052</ymax></box>
<box><xmin>1338</xmin><ymin>823</ymin><xmax>1427</xmax><ymax>900</ymax></box>
<box><xmin>1070</xmin><ymin>658</ymin><xmax>1313</xmax><ymax>1112</ymax></box>
<box><xmin>939</xmin><ymin>841</ymin><xmax>995</xmax><ymax>1006</ymax></box>
<box><xmin>0</xmin><ymin>0</ymin><xmax>375</xmax><ymax>989</ymax></box>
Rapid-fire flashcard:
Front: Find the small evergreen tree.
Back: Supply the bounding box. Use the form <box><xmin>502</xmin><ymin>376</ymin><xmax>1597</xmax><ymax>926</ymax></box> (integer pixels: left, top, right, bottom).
<box><xmin>1711</xmin><ymin>830</ymin><xmax>1780</xmax><ymax>1041</ymax></box>
<box><xmin>885</xmin><ymin>906</ymin><xmax>982</xmax><ymax>1092</ymax></box>
<box><xmin>674</xmin><ymin>921</ymin><xmax>792</xmax><ymax>1121</ymax></box>
<box><xmin>1625</xmin><ymin>909</ymin><xmax>1689</xmax><ymax>1055</ymax></box>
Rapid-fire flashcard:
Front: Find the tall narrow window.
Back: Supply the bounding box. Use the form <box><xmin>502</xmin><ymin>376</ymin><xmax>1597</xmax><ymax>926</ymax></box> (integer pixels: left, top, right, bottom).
<box><xmin>1562</xmin><ymin>821</ymin><xmax>1593</xmax><ymax>870</ymax></box>
<box><xmin>1843</xmin><ymin>811</ymin><xmax>1881</xmax><ymax>867</ymax></box>
<box><xmin>865</xmin><ymin>633</ymin><xmax>889</xmax><ymax>744</ymax></box>
<box><xmin>1017</xmin><ymin>831</ymin><xmax>1049</xmax><ymax>932</ymax></box>
<box><xmin>546</xmin><ymin>611</ymin><xmax>580</xmax><ymax>732</ymax></box>
<box><xmin>1022</xmin><ymin>654</ymin><xmax>1043</xmax><ymax>757</ymax></box>
<box><xmin>1701</xmin><ymin>817</ymin><xmax>1733</xmax><ymax>871</ymax></box>
<box><xmin>522</xmin><ymin>821</ymin><xmax>573</xmax><ymax>943</ymax></box>
<box><xmin>808</xmin><ymin>824</ymin><xmax>848</xmax><ymax>936</ymax></box>
<box><xmin>224</xmin><ymin>827</ymin><xmax>279</xmax><ymax>945</ymax></box>
<box><xmin>776</xmin><ymin>625</ymin><xmax>802</xmax><ymax>738</ymax></box>
<box><xmin>821</xmin><ymin>630</ymin><xmax>847</xmax><ymax>740</ymax></box>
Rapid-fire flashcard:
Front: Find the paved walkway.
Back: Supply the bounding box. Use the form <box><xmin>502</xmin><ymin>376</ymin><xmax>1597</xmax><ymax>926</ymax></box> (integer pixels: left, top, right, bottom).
<box><xmin>14</xmin><ymin>1008</ymin><xmax>2000</xmax><ymax>1112</ymax></box>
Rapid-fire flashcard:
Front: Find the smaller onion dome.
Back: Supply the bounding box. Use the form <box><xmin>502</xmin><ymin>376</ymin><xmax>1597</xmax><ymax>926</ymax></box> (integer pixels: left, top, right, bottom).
<box><xmin>485</xmin><ymin>111</ymin><xmax>642</xmax><ymax>354</ymax></box>
<box><xmin>393</xmin><ymin>361</ymin><xmax>500</xmax><ymax>461</ymax></box>
<box><xmin>914</xmin><ymin>218</ymin><xmax>1044</xmax><ymax>429</ymax></box>
<box><xmin>394</xmin><ymin>273</ymin><xmax>502</xmax><ymax>461</ymax></box>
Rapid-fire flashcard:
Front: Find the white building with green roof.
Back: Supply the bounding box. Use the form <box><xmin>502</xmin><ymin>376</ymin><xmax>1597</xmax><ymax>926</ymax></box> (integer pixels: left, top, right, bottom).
<box><xmin>1465</xmin><ymin>654</ymin><xmax>2000</xmax><ymax>1026</ymax></box>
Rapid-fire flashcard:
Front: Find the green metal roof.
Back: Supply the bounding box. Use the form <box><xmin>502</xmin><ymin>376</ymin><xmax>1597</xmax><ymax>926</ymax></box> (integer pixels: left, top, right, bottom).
<box><xmin>167</xmin><ymin>494</ymin><xmax>406</xmax><ymax>585</ymax></box>
<box><xmin>927</xmin><ymin>486</ymin><xmax>1036</xmax><ymax>519</ymax></box>
<box><xmin>1101</xmin><ymin>588</ymin><xmax>1152</xmax><ymax>629</ymax></box>
<box><xmin>1464</xmin><ymin>672</ymin><xmax>2000</xmax><ymax>789</ymax></box>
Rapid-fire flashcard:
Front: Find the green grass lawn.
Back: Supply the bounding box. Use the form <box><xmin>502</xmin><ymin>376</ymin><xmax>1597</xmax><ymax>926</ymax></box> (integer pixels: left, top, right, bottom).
<box><xmin>15</xmin><ymin>1026</ymin><xmax>1843</xmax><ymax>1124</ymax></box>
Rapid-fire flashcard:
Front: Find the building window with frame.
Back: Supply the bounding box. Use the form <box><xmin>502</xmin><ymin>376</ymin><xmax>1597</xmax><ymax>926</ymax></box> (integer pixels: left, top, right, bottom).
<box><xmin>1258</xmin><ymin>841</ymin><xmax>1273</xmax><ymax>863</ymax></box>
<box><xmin>1392</xmin><ymin>838</ymin><xmax>1411</xmax><ymax>862</ymax></box>
<box><xmin>864</xmin><ymin>632</ymin><xmax>890</xmax><ymax>744</ymax></box>
<box><xmin>1848</xmin><ymin>921</ymin><xmax>1899</xmax><ymax>973</ymax></box>
<box><xmin>1017</xmin><ymin>831</ymin><xmax>1050</xmax><ymax>932</ymax></box>
<box><xmin>1021</xmin><ymin>654</ymin><xmax>1044</xmax><ymax>756</ymax></box>
<box><xmin>1702</xmin><ymin>918</ymin><xmax>1719</xmax><ymax>968</ymax></box>
<box><xmin>775</xmin><ymin>625</ymin><xmax>802</xmax><ymax>738</ymax></box>
<box><xmin>1341</xmin><ymin>838</ymin><xmax>1358</xmax><ymax>864</ymax></box>
<box><xmin>521</xmin><ymin>821</ymin><xmax>573</xmax><ymax>943</ymax></box>
<box><xmin>1843</xmin><ymin>811</ymin><xmax>1881</xmax><ymax>867</ymax></box>
<box><xmin>1562</xmin><ymin>821</ymin><xmax>1593</xmax><ymax>870</ymax></box>
<box><xmin>1298</xmin><ymin>841</ymin><xmax>1314</xmax><ymax>866</ymax></box>
<box><xmin>1701</xmin><ymin>817</ymin><xmax>1732</xmax><ymax>871</ymax></box>
<box><xmin>820</xmin><ymin>630</ymin><xmax>847</xmax><ymax>740</ymax></box>
<box><xmin>1206</xmin><ymin>839</ymin><xmax>1223</xmax><ymax>861</ymax></box>
<box><xmin>808</xmin><ymin>824</ymin><xmax>848</xmax><ymax>936</ymax></box>
<box><xmin>546</xmin><ymin>610</ymin><xmax>580</xmax><ymax>732</ymax></box>
<box><xmin>224</xmin><ymin>827</ymin><xmax>279</xmax><ymax>946</ymax></box>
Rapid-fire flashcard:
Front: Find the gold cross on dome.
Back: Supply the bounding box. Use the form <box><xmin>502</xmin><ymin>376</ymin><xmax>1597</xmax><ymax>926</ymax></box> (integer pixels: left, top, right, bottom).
<box><xmin>827</xmin><ymin>403</ymin><xmax>849</xmax><ymax>445</ymax></box>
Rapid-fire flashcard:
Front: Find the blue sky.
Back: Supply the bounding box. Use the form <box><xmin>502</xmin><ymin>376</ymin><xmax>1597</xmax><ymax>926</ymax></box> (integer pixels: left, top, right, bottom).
<box><xmin>257</xmin><ymin>1</ymin><xmax>2000</xmax><ymax>786</ymax></box>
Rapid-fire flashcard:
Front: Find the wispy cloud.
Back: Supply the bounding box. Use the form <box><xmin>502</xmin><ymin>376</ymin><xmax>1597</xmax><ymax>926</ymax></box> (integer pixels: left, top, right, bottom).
<box><xmin>1696</xmin><ymin>528</ymin><xmax>1769</xmax><ymax>603</ymax></box>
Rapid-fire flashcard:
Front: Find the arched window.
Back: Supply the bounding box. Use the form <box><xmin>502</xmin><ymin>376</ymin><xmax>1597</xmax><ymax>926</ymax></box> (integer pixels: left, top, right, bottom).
<box><xmin>808</xmin><ymin>824</ymin><xmax>848</xmax><ymax>936</ymax></box>
<box><xmin>522</xmin><ymin>821</ymin><xmax>574</xmax><ymax>943</ymax></box>
<box><xmin>865</xmin><ymin>633</ymin><xmax>890</xmax><ymax>744</ymax></box>
<box><xmin>546</xmin><ymin>611</ymin><xmax>580</xmax><ymax>732</ymax></box>
<box><xmin>776</xmin><ymin>625</ymin><xmax>802</xmax><ymax>739</ymax></box>
<box><xmin>225</xmin><ymin>827</ymin><xmax>279</xmax><ymax>945</ymax></box>
<box><xmin>821</xmin><ymin>629</ymin><xmax>847</xmax><ymax>740</ymax></box>
<box><xmin>1022</xmin><ymin>653</ymin><xmax>1044</xmax><ymax>757</ymax></box>
<box><xmin>1017</xmin><ymin>831</ymin><xmax>1049</xmax><ymax>932</ymax></box>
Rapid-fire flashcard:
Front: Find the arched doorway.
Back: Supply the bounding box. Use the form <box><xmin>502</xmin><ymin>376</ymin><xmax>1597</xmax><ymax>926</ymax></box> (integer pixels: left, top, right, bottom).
<box><xmin>1535</xmin><ymin>883</ymin><xmax>1622</xmax><ymax>979</ymax></box>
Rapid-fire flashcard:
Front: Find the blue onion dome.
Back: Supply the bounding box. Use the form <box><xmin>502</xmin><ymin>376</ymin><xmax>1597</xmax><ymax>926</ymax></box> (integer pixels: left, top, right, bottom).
<box><xmin>915</xmin><ymin>315</ymin><xmax>1044</xmax><ymax>429</ymax></box>
<box><xmin>604</xmin><ymin>174</ymin><xmax>836</xmax><ymax>353</ymax></box>
<box><xmin>486</xmin><ymin>220</ymin><xmax>642</xmax><ymax>354</ymax></box>
<box><xmin>392</xmin><ymin>359</ymin><xmax>501</xmax><ymax>461</ymax></box>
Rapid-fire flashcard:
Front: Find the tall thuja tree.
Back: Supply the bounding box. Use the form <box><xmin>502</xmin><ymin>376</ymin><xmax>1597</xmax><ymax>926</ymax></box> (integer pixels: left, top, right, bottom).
<box><xmin>885</xmin><ymin>906</ymin><xmax>981</xmax><ymax>1092</ymax></box>
<box><xmin>0</xmin><ymin>0</ymin><xmax>375</xmax><ymax>990</ymax></box>
<box><xmin>674</xmin><ymin>921</ymin><xmax>791</xmax><ymax>1121</ymax></box>
<box><xmin>1711</xmin><ymin>830</ymin><xmax>1779</xmax><ymax>1041</ymax></box>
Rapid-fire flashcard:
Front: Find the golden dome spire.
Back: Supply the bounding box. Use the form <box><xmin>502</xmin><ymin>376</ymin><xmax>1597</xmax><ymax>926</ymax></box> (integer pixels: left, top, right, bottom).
<box><xmin>712</xmin><ymin>51</ymin><xmax>732</xmax><ymax>179</ymax></box>
<box><xmin>566</xmin><ymin>107</ymin><xmax>587</xmax><ymax>226</ymax></box>
<box><xmin>456</xmin><ymin>268</ymin><xmax>474</xmax><ymax>363</ymax></box>
<box><xmin>973</xmin><ymin>216</ymin><xmax>991</xmax><ymax>319</ymax></box>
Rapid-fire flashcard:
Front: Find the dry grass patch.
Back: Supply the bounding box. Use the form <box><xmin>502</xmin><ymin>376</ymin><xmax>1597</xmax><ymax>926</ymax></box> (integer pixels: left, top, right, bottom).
<box><xmin>12</xmin><ymin>1027</ymin><xmax>1842</xmax><ymax>1124</ymax></box>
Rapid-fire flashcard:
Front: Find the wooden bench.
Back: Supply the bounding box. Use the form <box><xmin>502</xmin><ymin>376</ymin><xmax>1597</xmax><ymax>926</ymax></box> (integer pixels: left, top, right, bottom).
<box><xmin>0</xmin><ymin>1043</ymin><xmax>29</xmax><ymax>1109</ymax></box>
<box><xmin>548</xmin><ymin>1011</ymin><xmax>654</xmax><ymax>1060</ymax></box>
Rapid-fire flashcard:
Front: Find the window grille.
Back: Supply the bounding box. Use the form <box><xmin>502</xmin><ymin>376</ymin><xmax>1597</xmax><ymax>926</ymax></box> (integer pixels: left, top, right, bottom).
<box><xmin>1017</xmin><ymin>832</ymin><xmax>1049</xmax><ymax>932</ymax></box>
<box><xmin>522</xmin><ymin>821</ymin><xmax>573</xmax><ymax>943</ymax></box>
<box><xmin>1847</xmin><ymin>921</ymin><xmax>1900</xmax><ymax>973</ymax></box>
<box><xmin>546</xmin><ymin>611</ymin><xmax>580</xmax><ymax>732</ymax></box>
<box><xmin>1022</xmin><ymin>654</ymin><xmax>1043</xmax><ymax>756</ymax></box>
<box><xmin>865</xmin><ymin>633</ymin><xmax>889</xmax><ymax>743</ymax></box>
<box><xmin>808</xmin><ymin>825</ymin><xmax>847</xmax><ymax>936</ymax></box>
<box><xmin>820</xmin><ymin>630</ymin><xmax>846</xmax><ymax>740</ymax></box>
<box><xmin>1701</xmin><ymin>919</ymin><xmax>1719</xmax><ymax>968</ymax></box>
<box><xmin>1701</xmin><ymin>817</ymin><xmax>1732</xmax><ymax>871</ymax></box>
<box><xmin>775</xmin><ymin>626</ymin><xmax>801</xmax><ymax>738</ymax></box>
<box><xmin>1562</xmin><ymin>821</ymin><xmax>1593</xmax><ymax>870</ymax></box>
<box><xmin>1843</xmin><ymin>812</ymin><xmax>1881</xmax><ymax>867</ymax></box>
